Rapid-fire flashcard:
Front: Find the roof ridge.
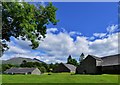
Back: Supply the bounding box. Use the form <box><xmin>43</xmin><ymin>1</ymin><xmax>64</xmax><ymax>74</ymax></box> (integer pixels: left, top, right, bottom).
<box><xmin>62</xmin><ymin>63</ymin><xmax>76</xmax><ymax>66</ymax></box>
<box><xmin>87</xmin><ymin>55</ymin><xmax>102</xmax><ymax>60</ymax></box>
<box><xmin>101</xmin><ymin>54</ymin><xmax>120</xmax><ymax>58</ymax></box>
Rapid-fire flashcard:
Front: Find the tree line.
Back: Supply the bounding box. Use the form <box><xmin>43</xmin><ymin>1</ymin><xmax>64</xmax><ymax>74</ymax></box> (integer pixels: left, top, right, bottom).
<box><xmin>2</xmin><ymin>53</ymin><xmax>85</xmax><ymax>73</ymax></box>
<box><xmin>2</xmin><ymin>61</ymin><xmax>59</xmax><ymax>74</ymax></box>
<box><xmin>67</xmin><ymin>53</ymin><xmax>85</xmax><ymax>66</ymax></box>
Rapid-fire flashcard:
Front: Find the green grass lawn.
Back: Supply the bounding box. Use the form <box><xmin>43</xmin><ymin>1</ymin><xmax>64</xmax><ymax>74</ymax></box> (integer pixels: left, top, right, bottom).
<box><xmin>2</xmin><ymin>73</ymin><xmax>119</xmax><ymax>83</ymax></box>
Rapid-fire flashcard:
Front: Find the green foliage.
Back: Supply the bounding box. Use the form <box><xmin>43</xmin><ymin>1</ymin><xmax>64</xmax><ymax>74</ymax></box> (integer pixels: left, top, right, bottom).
<box><xmin>67</xmin><ymin>55</ymin><xmax>78</xmax><ymax>66</ymax></box>
<box><xmin>49</xmin><ymin>63</ymin><xmax>54</xmax><ymax>68</ymax></box>
<box><xmin>2</xmin><ymin>2</ymin><xmax>59</xmax><ymax>51</ymax></box>
<box><xmin>20</xmin><ymin>61</ymin><xmax>60</xmax><ymax>72</ymax></box>
<box><xmin>2</xmin><ymin>64</ymin><xmax>15</xmax><ymax>72</ymax></box>
<box><xmin>2</xmin><ymin>0</ymin><xmax>23</xmax><ymax>2</ymax></box>
<box><xmin>38</xmin><ymin>66</ymin><xmax>46</xmax><ymax>73</ymax></box>
<box><xmin>22</xmin><ymin>60</ymin><xmax>27</xmax><ymax>64</ymax></box>
<box><xmin>20</xmin><ymin>62</ymin><xmax>34</xmax><ymax>67</ymax></box>
<box><xmin>67</xmin><ymin>55</ymin><xmax>72</xmax><ymax>64</ymax></box>
<box><xmin>48</xmin><ymin>63</ymin><xmax>58</xmax><ymax>72</ymax></box>
<box><xmin>41</xmin><ymin>62</ymin><xmax>49</xmax><ymax>71</ymax></box>
<box><xmin>70</xmin><ymin>59</ymin><xmax>78</xmax><ymax>66</ymax></box>
<box><xmin>20</xmin><ymin>60</ymin><xmax>49</xmax><ymax>72</ymax></box>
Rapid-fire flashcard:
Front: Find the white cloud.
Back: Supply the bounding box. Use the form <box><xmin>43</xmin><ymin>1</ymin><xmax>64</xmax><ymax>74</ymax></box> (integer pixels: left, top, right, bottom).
<box><xmin>69</xmin><ymin>31</ymin><xmax>82</xmax><ymax>36</ymax></box>
<box><xmin>47</xmin><ymin>28</ymin><xmax>58</xmax><ymax>33</ymax></box>
<box><xmin>89</xmin><ymin>36</ymin><xmax>95</xmax><ymax>40</ymax></box>
<box><xmin>38</xmin><ymin>31</ymin><xmax>75</xmax><ymax>56</ymax></box>
<box><xmin>9</xmin><ymin>46</ymin><xmax>30</xmax><ymax>54</ymax></box>
<box><xmin>93</xmin><ymin>33</ymin><xmax>106</xmax><ymax>38</ymax></box>
<box><xmin>106</xmin><ymin>24</ymin><xmax>118</xmax><ymax>33</ymax></box>
<box><xmin>39</xmin><ymin>29</ymin><xmax>90</xmax><ymax>58</ymax></box>
<box><xmin>40</xmin><ymin>1</ymin><xmax>45</xmax><ymax>7</ymax></box>
<box><xmin>89</xmin><ymin>33</ymin><xmax>119</xmax><ymax>57</ymax></box>
<box><xmin>2</xmin><ymin>26</ymin><xmax>119</xmax><ymax>63</ymax></box>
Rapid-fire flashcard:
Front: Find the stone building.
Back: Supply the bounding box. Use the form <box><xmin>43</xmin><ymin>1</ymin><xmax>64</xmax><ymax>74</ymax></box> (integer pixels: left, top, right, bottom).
<box><xmin>76</xmin><ymin>54</ymin><xmax>120</xmax><ymax>74</ymax></box>
<box><xmin>4</xmin><ymin>67</ymin><xmax>41</xmax><ymax>75</ymax></box>
<box><xmin>53</xmin><ymin>63</ymin><xmax>76</xmax><ymax>73</ymax></box>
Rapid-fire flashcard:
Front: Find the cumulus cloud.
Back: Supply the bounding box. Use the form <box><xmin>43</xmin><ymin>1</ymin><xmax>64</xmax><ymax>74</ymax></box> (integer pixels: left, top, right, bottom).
<box><xmin>47</xmin><ymin>28</ymin><xmax>58</xmax><ymax>33</ymax></box>
<box><xmin>89</xmin><ymin>33</ymin><xmax>119</xmax><ymax>57</ymax></box>
<box><xmin>2</xmin><ymin>24</ymin><xmax>119</xmax><ymax>63</ymax></box>
<box><xmin>106</xmin><ymin>24</ymin><xmax>118</xmax><ymax>33</ymax></box>
<box><xmin>93</xmin><ymin>33</ymin><xmax>107</xmax><ymax>38</ymax></box>
<box><xmin>69</xmin><ymin>31</ymin><xmax>82</xmax><ymax>36</ymax></box>
<box><xmin>89</xmin><ymin>36</ymin><xmax>95</xmax><ymax>40</ymax></box>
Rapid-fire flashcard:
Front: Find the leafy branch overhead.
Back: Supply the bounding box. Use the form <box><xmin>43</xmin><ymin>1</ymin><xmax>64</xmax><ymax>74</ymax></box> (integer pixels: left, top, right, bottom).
<box><xmin>2</xmin><ymin>2</ymin><xmax>59</xmax><ymax>50</ymax></box>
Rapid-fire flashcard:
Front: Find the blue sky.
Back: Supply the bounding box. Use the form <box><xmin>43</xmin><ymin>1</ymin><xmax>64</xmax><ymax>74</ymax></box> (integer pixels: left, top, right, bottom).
<box><xmin>48</xmin><ymin>2</ymin><xmax>118</xmax><ymax>36</ymax></box>
<box><xmin>2</xmin><ymin>2</ymin><xmax>119</xmax><ymax>64</ymax></box>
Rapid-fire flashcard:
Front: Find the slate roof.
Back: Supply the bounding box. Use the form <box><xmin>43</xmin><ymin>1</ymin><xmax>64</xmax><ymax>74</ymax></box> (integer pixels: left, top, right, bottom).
<box><xmin>62</xmin><ymin>63</ymin><xmax>76</xmax><ymax>72</ymax></box>
<box><xmin>88</xmin><ymin>54</ymin><xmax>120</xmax><ymax>66</ymax></box>
<box><xmin>101</xmin><ymin>54</ymin><xmax>120</xmax><ymax>66</ymax></box>
<box><xmin>4</xmin><ymin>67</ymin><xmax>37</xmax><ymax>73</ymax></box>
<box><xmin>88</xmin><ymin>55</ymin><xmax>102</xmax><ymax>61</ymax></box>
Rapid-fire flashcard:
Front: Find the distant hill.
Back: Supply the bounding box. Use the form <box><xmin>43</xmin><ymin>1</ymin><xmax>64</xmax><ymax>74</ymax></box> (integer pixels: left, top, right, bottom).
<box><xmin>33</xmin><ymin>58</ymin><xmax>44</xmax><ymax>62</ymax></box>
<box><xmin>2</xmin><ymin>57</ymin><xmax>44</xmax><ymax>65</ymax></box>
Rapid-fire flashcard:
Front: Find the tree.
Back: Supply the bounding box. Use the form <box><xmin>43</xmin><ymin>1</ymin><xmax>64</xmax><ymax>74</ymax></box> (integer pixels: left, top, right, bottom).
<box><xmin>33</xmin><ymin>62</ymin><xmax>41</xmax><ymax>67</ymax></box>
<box><xmin>52</xmin><ymin>62</ymin><xmax>59</xmax><ymax>71</ymax></box>
<box><xmin>67</xmin><ymin>55</ymin><xmax>72</xmax><ymax>64</ymax></box>
<box><xmin>2</xmin><ymin>64</ymin><xmax>15</xmax><ymax>72</ymax></box>
<box><xmin>2</xmin><ymin>2</ymin><xmax>59</xmax><ymax>52</ymax></box>
<box><xmin>48</xmin><ymin>63</ymin><xmax>54</xmax><ymax>72</ymax></box>
<box><xmin>22</xmin><ymin>60</ymin><xmax>27</xmax><ymax>64</ymax></box>
<box><xmin>20</xmin><ymin>61</ymin><xmax>49</xmax><ymax>72</ymax></box>
<box><xmin>49</xmin><ymin>63</ymin><xmax>53</xmax><ymax>69</ymax></box>
<box><xmin>39</xmin><ymin>66</ymin><xmax>46</xmax><ymax>73</ymax></box>
<box><xmin>67</xmin><ymin>55</ymin><xmax>78</xmax><ymax>66</ymax></box>
<box><xmin>71</xmin><ymin>59</ymin><xmax>78</xmax><ymax>66</ymax></box>
<box><xmin>41</xmin><ymin>62</ymin><xmax>49</xmax><ymax>71</ymax></box>
<box><xmin>79</xmin><ymin>53</ymin><xmax>85</xmax><ymax>63</ymax></box>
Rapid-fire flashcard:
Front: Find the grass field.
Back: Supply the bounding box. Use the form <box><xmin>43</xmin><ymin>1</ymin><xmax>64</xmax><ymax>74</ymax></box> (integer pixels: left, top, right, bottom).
<box><xmin>2</xmin><ymin>73</ymin><xmax>119</xmax><ymax>83</ymax></box>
